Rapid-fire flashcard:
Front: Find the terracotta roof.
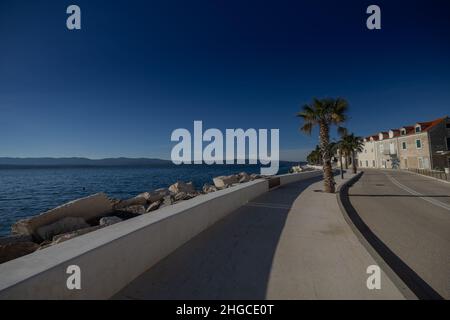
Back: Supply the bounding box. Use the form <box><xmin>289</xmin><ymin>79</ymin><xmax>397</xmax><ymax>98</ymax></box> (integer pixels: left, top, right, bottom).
<box><xmin>389</xmin><ymin>129</ymin><xmax>400</xmax><ymax>137</ymax></box>
<box><xmin>365</xmin><ymin>134</ymin><xmax>379</xmax><ymax>141</ymax></box>
<box><xmin>379</xmin><ymin>132</ymin><xmax>389</xmax><ymax>139</ymax></box>
<box><xmin>400</xmin><ymin>126</ymin><xmax>415</xmax><ymax>135</ymax></box>
<box><xmin>417</xmin><ymin>117</ymin><xmax>448</xmax><ymax>132</ymax></box>
<box><xmin>363</xmin><ymin>117</ymin><xmax>448</xmax><ymax>141</ymax></box>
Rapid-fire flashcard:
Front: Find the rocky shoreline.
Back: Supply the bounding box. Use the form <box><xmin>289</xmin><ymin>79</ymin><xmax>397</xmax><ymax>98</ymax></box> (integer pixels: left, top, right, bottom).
<box><xmin>0</xmin><ymin>172</ymin><xmax>263</xmax><ymax>264</ymax></box>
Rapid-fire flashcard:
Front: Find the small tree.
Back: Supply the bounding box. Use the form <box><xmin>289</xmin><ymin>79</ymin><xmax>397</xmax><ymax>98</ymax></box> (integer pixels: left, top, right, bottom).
<box><xmin>306</xmin><ymin>145</ymin><xmax>322</xmax><ymax>165</ymax></box>
<box><xmin>342</xmin><ymin>133</ymin><xmax>364</xmax><ymax>174</ymax></box>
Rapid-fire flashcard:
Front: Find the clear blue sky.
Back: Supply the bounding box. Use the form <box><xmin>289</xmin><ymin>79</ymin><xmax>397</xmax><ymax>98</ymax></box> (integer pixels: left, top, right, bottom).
<box><xmin>1</xmin><ymin>0</ymin><xmax>449</xmax><ymax>161</ymax></box>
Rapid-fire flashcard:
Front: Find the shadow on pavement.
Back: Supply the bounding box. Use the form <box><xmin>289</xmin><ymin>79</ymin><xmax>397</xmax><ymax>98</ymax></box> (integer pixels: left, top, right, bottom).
<box><xmin>340</xmin><ymin>173</ymin><xmax>444</xmax><ymax>300</ymax></box>
<box><xmin>114</xmin><ymin>175</ymin><xmax>323</xmax><ymax>300</ymax></box>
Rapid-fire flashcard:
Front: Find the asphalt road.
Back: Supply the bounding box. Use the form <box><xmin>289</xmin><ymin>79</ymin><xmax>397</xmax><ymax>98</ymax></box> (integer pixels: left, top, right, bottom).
<box><xmin>348</xmin><ymin>169</ymin><xmax>450</xmax><ymax>299</ymax></box>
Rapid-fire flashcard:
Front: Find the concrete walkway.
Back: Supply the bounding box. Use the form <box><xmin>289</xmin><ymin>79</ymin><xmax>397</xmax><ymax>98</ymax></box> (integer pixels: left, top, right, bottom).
<box><xmin>114</xmin><ymin>174</ymin><xmax>405</xmax><ymax>300</ymax></box>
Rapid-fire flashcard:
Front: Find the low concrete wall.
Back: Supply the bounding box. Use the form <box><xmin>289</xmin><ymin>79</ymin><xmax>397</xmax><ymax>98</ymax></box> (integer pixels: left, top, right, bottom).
<box><xmin>278</xmin><ymin>170</ymin><xmax>322</xmax><ymax>185</ymax></box>
<box><xmin>0</xmin><ymin>171</ymin><xmax>321</xmax><ymax>299</ymax></box>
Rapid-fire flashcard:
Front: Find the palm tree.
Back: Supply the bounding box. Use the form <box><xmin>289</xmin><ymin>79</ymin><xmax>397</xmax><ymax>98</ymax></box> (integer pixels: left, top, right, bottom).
<box><xmin>341</xmin><ymin>133</ymin><xmax>364</xmax><ymax>174</ymax></box>
<box><xmin>297</xmin><ymin>98</ymin><xmax>348</xmax><ymax>193</ymax></box>
<box><xmin>306</xmin><ymin>145</ymin><xmax>322</xmax><ymax>165</ymax></box>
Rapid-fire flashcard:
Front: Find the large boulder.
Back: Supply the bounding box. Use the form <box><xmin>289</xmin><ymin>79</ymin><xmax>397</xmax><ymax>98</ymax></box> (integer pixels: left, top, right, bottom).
<box><xmin>238</xmin><ymin>172</ymin><xmax>251</xmax><ymax>183</ymax></box>
<box><xmin>52</xmin><ymin>225</ymin><xmax>103</xmax><ymax>244</ymax></box>
<box><xmin>146</xmin><ymin>200</ymin><xmax>162</xmax><ymax>213</ymax></box>
<box><xmin>35</xmin><ymin>217</ymin><xmax>90</xmax><ymax>241</ymax></box>
<box><xmin>120</xmin><ymin>205</ymin><xmax>146</xmax><ymax>215</ymax></box>
<box><xmin>202</xmin><ymin>184</ymin><xmax>217</xmax><ymax>194</ymax></box>
<box><xmin>213</xmin><ymin>175</ymin><xmax>239</xmax><ymax>189</ymax></box>
<box><xmin>173</xmin><ymin>192</ymin><xmax>198</xmax><ymax>202</ymax></box>
<box><xmin>11</xmin><ymin>193</ymin><xmax>114</xmax><ymax>237</ymax></box>
<box><xmin>160</xmin><ymin>195</ymin><xmax>174</xmax><ymax>208</ymax></box>
<box><xmin>139</xmin><ymin>188</ymin><xmax>170</xmax><ymax>203</ymax></box>
<box><xmin>37</xmin><ymin>225</ymin><xmax>104</xmax><ymax>249</ymax></box>
<box><xmin>250</xmin><ymin>173</ymin><xmax>262</xmax><ymax>181</ymax></box>
<box><xmin>114</xmin><ymin>195</ymin><xmax>147</xmax><ymax>209</ymax></box>
<box><xmin>290</xmin><ymin>165</ymin><xmax>303</xmax><ymax>173</ymax></box>
<box><xmin>168</xmin><ymin>181</ymin><xmax>195</xmax><ymax>194</ymax></box>
<box><xmin>99</xmin><ymin>216</ymin><xmax>123</xmax><ymax>227</ymax></box>
<box><xmin>0</xmin><ymin>242</ymin><xmax>39</xmax><ymax>264</ymax></box>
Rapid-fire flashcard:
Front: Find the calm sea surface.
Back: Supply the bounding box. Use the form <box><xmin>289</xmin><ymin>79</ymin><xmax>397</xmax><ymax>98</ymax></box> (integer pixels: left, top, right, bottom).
<box><xmin>0</xmin><ymin>163</ymin><xmax>294</xmax><ymax>236</ymax></box>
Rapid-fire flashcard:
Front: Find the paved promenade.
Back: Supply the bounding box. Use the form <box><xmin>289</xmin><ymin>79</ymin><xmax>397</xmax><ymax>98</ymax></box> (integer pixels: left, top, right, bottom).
<box><xmin>114</xmin><ymin>174</ymin><xmax>405</xmax><ymax>300</ymax></box>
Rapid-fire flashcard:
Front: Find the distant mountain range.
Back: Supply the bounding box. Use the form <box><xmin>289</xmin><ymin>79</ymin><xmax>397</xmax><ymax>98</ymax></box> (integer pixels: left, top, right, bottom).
<box><xmin>0</xmin><ymin>157</ymin><xmax>172</xmax><ymax>167</ymax></box>
<box><xmin>0</xmin><ymin>157</ymin><xmax>301</xmax><ymax>168</ymax></box>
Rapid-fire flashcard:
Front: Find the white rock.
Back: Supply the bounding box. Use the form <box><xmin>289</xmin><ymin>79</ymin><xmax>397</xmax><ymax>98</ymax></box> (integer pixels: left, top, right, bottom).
<box><xmin>115</xmin><ymin>195</ymin><xmax>147</xmax><ymax>209</ymax></box>
<box><xmin>238</xmin><ymin>172</ymin><xmax>251</xmax><ymax>183</ymax></box>
<box><xmin>250</xmin><ymin>173</ymin><xmax>262</xmax><ymax>180</ymax></box>
<box><xmin>202</xmin><ymin>184</ymin><xmax>217</xmax><ymax>194</ymax></box>
<box><xmin>99</xmin><ymin>216</ymin><xmax>123</xmax><ymax>226</ymax></box>
<box><xmin>36</xmin><ymin>217</ymin><xmax>90</xmax><ymax>241</ymax></box>
<box><xmin>146</xmin><ymin>200</ymin><xmax>162</xmax><ymax>213</ymax></box>
<box><xmin>138</xmin><ymin>188</ymin><xmax>170</xmax><ymax>203</ymax></box>
<box><xmin>50</xmin><ymin>226</ymin><xmax>103</xmax><ymax>245</ymax></box>
<box><xmin>11</xmin><ymin>193</ymin><xmax>114</xmax><ymax>237</ymax></box>
<box><xmin>120</xmin><ymin>205</ymin><xmax>146</xmax><ymax>215</ymax></box>
<box><xmin>213</xmin><ymin>175</ymin><xmax>239</xmax><ymax>189</ymax></box>
<box><xmin>169</xmin><ymin>181</ymin><xmax>195</xmax><ymax>194</ymax></box>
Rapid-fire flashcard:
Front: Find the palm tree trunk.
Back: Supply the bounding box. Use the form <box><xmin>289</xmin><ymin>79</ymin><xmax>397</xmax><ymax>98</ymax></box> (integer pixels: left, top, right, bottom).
<box><xmin>339</xmin><ymin>149</ymin><xmax>344</xmax><ymax>179</ymax></box>
<box><xmin>352</xmin><ymin>150</ymin><xmax>357</xmax><ymax>174</ymax></box>
<box><xmin>345</xmin><ymin>153</ymin><xmax>349</xmax><ymax>169</ymax></box>
<box><xmin>319</xmin><ymin>122</ymin><xmax>335</xmax><ymax>193</ymax></box>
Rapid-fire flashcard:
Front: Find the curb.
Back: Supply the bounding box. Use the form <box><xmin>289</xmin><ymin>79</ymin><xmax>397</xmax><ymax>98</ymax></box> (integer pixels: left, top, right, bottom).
<box><xmin>336</xmin><ymin>172</ymin><xmax>419</xmax><ymax>300</ymax></box>
<box><xmin>400</xmin><ymin>169</ymin><xmax>450</xmax><ymax>185</ymax></box>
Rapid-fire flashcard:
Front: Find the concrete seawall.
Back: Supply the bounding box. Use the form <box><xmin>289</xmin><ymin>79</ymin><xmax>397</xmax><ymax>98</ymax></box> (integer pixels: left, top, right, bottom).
<box><xmin>0</xmin><ymin>170</ymin><xmax>321</xmax><ymax>299</ymax></box>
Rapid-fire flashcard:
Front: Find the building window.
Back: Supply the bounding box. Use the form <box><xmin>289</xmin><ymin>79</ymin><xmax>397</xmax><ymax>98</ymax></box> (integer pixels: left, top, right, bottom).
<box><xmin>400</xmin><ymin>129</ymin><xmax>406</xmax><ymax>136</ymax></box>
<box><xmin>446</xmin><ymin>123</ymin><xmax>450</xmax><ymax>129</ymax></box>
<box><xmin>390</xmin><ymin>143</ymin><xmax>395</xmax><ymax>154</ymax></box>
<box><xmin>402</xmin><ymin>142</ymin><xmax>407</xmax><ymax>150</ymax></box>
<box><xmin>366</xmin><ymin>160</ymin><xmax>368</xmax><ymax>167</ymax></box>
<box><xmin>447</xmin><ymin>137</ymin><xmax>450</xmax><ymax>150</ymax></box>
<box><xmin>372</xmin><ymin>160</ymin><xmax>375</xmax><ymax>167</ymax></box>
<box><xmin>418</xmin><ymin>157</ymin><xmax>424</xmax><ymax>169</ymax></box>
<box><xmin>416</xmin><ymin>139</ymin><xmax>422</xmax><ymax>149</ymax></box>
<box><xmin>424</xmin><ymin>158</ymin><xmax>430</xmax><ymax>169</ymax></box>
<box><xmin>415</xmin><ymin>126</ymin><xmax>421</xmax><ymax>133</ymax></box>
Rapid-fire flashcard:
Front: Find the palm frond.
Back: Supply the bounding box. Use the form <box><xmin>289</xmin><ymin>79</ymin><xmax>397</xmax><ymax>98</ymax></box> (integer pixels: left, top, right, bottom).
<box><xmin>300</xmin><ymin>122</ymin><xmax>313</xmax><ymax>135</ymax></box>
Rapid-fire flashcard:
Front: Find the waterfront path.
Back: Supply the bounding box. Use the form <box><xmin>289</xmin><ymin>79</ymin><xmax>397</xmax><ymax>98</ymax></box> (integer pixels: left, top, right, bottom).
<box><xmin>347</xmin><ymin>169</ymin><xmax>450</xmax><ymax>299</ymax></box>
<box><xmin>114</xmin><ymin>173</ymin><xmax>405</xmax><ymax>299</ymax></box>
